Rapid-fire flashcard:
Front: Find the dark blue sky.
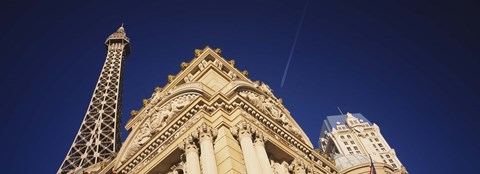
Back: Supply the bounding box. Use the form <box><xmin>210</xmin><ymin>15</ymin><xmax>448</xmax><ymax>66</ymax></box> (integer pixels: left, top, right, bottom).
<box><xmin>1</xmin><ymin>0</ymin><xmax>479</xmax><ymax>173</ymax></box>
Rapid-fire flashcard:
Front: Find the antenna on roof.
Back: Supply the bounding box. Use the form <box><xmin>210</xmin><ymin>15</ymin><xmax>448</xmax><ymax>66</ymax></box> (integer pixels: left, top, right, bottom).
<box><xmin>337</xmin><ymin>106</ymin><xmax>344</xmax><ymax>115</ymax></box>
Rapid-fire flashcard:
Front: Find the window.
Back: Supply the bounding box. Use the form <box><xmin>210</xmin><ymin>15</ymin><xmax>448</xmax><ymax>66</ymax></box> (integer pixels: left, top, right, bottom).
<box><xmin>350</xmin><ymin>141</ymin><xmax>355</xmax><ymax>144</ymax></box>
<box><xmin>378</xmin><ymin>143</ymin><xmax>383</xmax><ymax>147</ymax></box>
<box><xmin>344</xmin><ymin>142</ymin><xmax>348</xmax><ymax>145</ymax></box>
<box><xmin>381</xmin><ymin>148</ymin><xmax>386</xmax><ymax>151</ymax></box>
<box><xmin>373</xmin><ymin>144</ymin><xmax>377</xmax><ymax>148</ymax></box>
<box><xmin>356</xmin><ymin>151</ymin><xmax>361</xmax><ymax>154</ymax></box>
<box><xmin>347</xmin><ymin>135</ymin><xmax>351</xmax><ymax>139</ymax></box>
<box><xmin>349</xmin><ymin>152</ymin><xmax>354</xmax><ymax>155</ymax></box>
<box><xmin>392</xmin><ymin>164</ymin><xmax>397</xmax><ymax>168</ymax></box>
<box><xmin>386</xmin><ymin>155</ymin><xmax>390</xmax><ymax>158</ymax></box>
<box><xmin>340</xmin><ymin>135</ymin><xmax>345</xmax><ymax>139</ymax></box>
<box><xmin>371</xmin><ymin>132</ymin><xmax>375</xmax><ymax>136</ymax></box>
<box><xmin>380</xmin><ymin>155</ymin><xmax>384</xmax><ymax>159</ymax></box>
<box><xmin>354</xmin><ymin>146</ymin><xmax>358</xmax><ymax>150</ymax></box>
<box><xmin>369</xmin><ymin>139</ymin><xmax>373</xmax><ymax>142</ymax></box>
<box><xmin>347</xmin><ymin>147</ymin><xmax>352</xmax><ymax>151</ymax></box>
<box><xmin>389</xmin><ymin>159</ymin><xmax>394</xmax><ymax>163</ymax></box>
<box><xmin>375</xmin><ymin>138</ymin><xmax>379</xmax><ymax>142</ymax></box>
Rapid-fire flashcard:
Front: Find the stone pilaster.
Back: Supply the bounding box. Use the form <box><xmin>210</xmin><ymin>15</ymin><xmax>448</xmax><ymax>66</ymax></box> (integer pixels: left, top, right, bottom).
<box><xmin>231</xmin><ymin>120</ymin><xmax>262</xmax><ymax>174</ymax></box>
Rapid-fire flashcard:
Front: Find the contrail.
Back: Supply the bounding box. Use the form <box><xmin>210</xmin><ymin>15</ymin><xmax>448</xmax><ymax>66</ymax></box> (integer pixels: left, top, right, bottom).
<box><xmin>281</xmin><ymin>0</ymin><xmax>310</xmax><ymax>87</ymax></box>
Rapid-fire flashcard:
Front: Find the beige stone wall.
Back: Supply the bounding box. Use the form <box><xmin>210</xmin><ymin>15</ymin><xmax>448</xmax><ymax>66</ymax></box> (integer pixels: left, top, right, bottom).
<box><xmin>215</xmin><ymin>126</ymin><xmax>246</xmax><ymax>174</ymax></box>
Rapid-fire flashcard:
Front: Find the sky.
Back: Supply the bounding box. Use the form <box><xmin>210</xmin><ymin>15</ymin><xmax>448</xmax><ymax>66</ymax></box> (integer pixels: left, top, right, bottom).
<box><xmin>0</xmin><ymin>0</ymin><xmax>479</xmax><ymax>173</ymax></box>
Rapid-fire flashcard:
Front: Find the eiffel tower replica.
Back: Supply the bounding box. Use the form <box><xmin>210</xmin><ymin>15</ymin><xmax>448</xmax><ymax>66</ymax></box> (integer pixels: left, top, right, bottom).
<box><xmin>58</xmin><ymin>25</ymin><xmax>131</xmax><ymax>174</ymax></box>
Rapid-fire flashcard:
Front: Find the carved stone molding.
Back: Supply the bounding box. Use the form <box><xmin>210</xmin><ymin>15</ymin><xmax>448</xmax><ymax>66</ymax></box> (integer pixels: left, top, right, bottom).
<box><xmin>289</xmin><ymin>159</ymin><xmax>307</xmax><ymax>174</ymax></box>
<box><xmin>238</xmin><ymin>90</ymin><xmax>302</xmax><ymax>138</ymax></box>
<box><xmin>181</xmin><ymin>62</ymin><xmax>189</xmax><ymax>70</ymax></box>
<box><xmin>271</xmin><ymin>160</ymin><xmax>290</xmax><ymax>174</ymax></box>
<box><xmin>120</xmin><ymin>94</ymin><xmax>199</xmax><ymax>164</ymax></box>
<box><xmin>117</xmin><ymin>112</ymin><xmax>202</xmax><ymax>173</ymax></box>
<box><xmin>194</xmin><ymin>49</ymin><xmax>203</xmax><ymax>57</ymax></box>
<box><xmin>214</xmin><ymin>48</ymin><xmax>222</xmax><ymax>55</ymax></box>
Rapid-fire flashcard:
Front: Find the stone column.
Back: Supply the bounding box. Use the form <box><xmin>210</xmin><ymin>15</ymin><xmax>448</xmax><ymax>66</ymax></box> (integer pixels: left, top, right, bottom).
<box><xmin>231</xmin><ymin>120</ymin><xmax>262</xmax><ymax>174</ymax></box>
<box><xmin>253</xmin><ymin>131</ymin><xmax>272</xmax><ymax>174</ymax></box>
<box><xmin>193</xmin><ymin>123</ymin><xmax>219</xmax><ymax>174</ymax></box>
<box><xmin>179</xmin><ymin>135</ymin><xmax>201</xmax><ymax>174</ymax></box>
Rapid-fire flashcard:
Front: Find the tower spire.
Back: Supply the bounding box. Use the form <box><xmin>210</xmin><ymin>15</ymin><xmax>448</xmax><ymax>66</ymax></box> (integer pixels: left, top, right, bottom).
<box><xmin>58</xmin><ymin>26</ymin><xmax>131</xmax><ymax>174</ymax></box>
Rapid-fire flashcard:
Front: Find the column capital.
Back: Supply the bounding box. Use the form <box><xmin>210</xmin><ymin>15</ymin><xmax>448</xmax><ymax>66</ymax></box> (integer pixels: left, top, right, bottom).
<box><xmin>253</xmin><ymin>130</ymin><xmax>267</xmax><ymax>146</ymax></box>
<box><xmin>230</xmin><ymin>120</ymin><xmax>256</xmax><ymax>140</ymax></box>
<box><xmin>192</xmin><ymin>122</ymin><xmax>217</xmax><ymax>143</ymax></box>
<box><xmin>179</xmin><ymin>135</ymin><xmax>198</xmax><ymax>154</ymax></box>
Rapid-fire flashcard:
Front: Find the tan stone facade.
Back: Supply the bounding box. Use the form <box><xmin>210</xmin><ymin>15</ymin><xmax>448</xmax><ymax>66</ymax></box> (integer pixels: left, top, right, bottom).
<box><xmin>105</xmin><ymin>46</ymin><xmax>339</xmax><ymax>174</ymax></box>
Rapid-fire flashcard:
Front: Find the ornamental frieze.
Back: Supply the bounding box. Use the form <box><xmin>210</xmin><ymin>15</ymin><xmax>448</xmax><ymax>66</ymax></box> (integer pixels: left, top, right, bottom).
<box><xmin>120</xmin><ymin>93</ymin><xmax>200</xmax><ymax>163</ymax></box>
<box><xmin>239</xmin><ymin>90</ymin><xmax>302</xmax><ymax>138</ymax></box>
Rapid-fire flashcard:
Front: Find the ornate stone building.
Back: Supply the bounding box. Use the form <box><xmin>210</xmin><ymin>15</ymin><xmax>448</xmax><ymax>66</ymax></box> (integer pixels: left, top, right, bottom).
<box><xmin>59</xmin><ymin>26</ymin><xmax>406</xmax><ymax>174</ymax></box>
<box><xmin>108</xmin><ymin>44</ymin><xmax>340</xmax><ymax>174</ymax></box>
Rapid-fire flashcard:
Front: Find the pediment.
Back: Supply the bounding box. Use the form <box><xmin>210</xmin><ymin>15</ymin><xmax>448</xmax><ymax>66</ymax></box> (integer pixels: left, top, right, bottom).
<box><xmin>161</xmin><ymin>46</ymin><xmax>251</xmax><ymax>94</ymax></box>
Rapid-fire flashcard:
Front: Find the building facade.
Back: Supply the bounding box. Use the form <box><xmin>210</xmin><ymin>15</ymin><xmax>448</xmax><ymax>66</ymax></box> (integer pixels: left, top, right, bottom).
<box><xmin>107</xmin><ymin>45</ymin><xmax>341</xmax><ymax>174</ymax></box>
<box><xmin>319</xmin><ymin>113</ymin><xmax>408</xmax><ymax>174</ymax></box>
<box><xmin>59</xmin><ymin>26</ymin><xmax>406</xmax><ymax>174</ymax></box>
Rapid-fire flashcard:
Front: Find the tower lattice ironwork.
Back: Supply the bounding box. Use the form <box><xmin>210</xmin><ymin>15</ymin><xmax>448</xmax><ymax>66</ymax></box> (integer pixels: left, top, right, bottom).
<box><xmin>58</xmin><ymin>26</ymin><xmax>131</xmax><ymax>174</ymax></box>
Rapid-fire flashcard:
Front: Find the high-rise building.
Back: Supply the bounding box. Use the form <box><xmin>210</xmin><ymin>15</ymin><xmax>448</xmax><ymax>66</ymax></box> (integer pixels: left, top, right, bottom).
<box><xmin>58</xmin><ymin>26</ymin><xmax>130</xmax><ymax>174</ymax></box>
<box><xmin>59</xmin><ymin>26</ymin><xmax>403</xmax><ymax>174</ymax></box>
<box><xmin>319</xmin><ymin>112</ymin><xmax>408</xmax><ymax>174</ymax></box>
